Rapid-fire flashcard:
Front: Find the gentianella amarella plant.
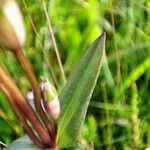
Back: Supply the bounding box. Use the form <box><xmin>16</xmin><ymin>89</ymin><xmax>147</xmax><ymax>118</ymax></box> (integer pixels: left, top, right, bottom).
<box><xmin>0</xmin><ymin>0</ymin><xmax>105</xmax><ymax>149</ymax></box>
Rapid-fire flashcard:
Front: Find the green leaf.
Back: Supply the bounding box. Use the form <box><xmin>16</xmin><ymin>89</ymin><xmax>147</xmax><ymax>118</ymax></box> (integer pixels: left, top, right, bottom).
<box><xmin>58</xmin><ymin>33</ymin><xmax>106</xmax><ymax>147</ymax></box>
<box><xmin>3</xmin><ymin>136</ymin><xmax>37</xmax><ymax>150</ymax></box>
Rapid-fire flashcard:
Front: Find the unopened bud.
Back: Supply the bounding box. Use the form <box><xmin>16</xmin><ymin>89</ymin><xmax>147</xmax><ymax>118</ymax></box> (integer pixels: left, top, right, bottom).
<box><xmin>0</xmin><ymin>0</ymin><xmax>26</xmax><ymax>51</ymax></box>
<box><xmin>41</xmin><ymin>81</ymin><xmax>60</xmax><ymax>120</ymax></box>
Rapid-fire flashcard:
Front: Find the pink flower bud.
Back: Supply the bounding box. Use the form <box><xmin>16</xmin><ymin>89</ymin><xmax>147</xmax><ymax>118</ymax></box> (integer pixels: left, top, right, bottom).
<box><xmin>41</xmin><ymin>81</ymin><xmax>60</xmax><ymax>120</ymax></box>
<box><xmin>27</xmin><ymin>80</ymin><xmax>60</xmax><ymax>120</ymax></box>
<box><xmin>45</xmin><ymin>97</ymin><xmax>60</xmax><ymax>120</ymax></box>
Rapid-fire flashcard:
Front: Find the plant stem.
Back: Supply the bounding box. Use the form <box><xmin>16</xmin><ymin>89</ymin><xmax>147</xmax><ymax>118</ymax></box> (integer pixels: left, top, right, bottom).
<box><xmin>0</xmin><ymin>84</ymin><xmax>45</xmax><ymax>149</ymax></box>
<box><xmin>0</xmin><ymin>66</ymin><xmax>54</xmax><ymax>147</ymax></box>
<box><xmin>42</xmin><ymin>0</ymin><xmax>67</xmax><ymax>85</ymax></box>
<box><xmin>22</xmin><ymin>0</ymin><xmax>59</xmax><ymax>88</ymax></box>
<box><xmin>15</xmin><ymin>49</ymin><xmax>55</xmax><ymax>139</ymax></box>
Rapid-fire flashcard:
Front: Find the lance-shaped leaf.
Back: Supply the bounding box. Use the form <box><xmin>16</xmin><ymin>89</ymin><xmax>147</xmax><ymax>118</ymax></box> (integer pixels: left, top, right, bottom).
<box><xmin>58</xmin><ymin>32</ymin><xmax>106</xmax><ymax>147</ymax></box>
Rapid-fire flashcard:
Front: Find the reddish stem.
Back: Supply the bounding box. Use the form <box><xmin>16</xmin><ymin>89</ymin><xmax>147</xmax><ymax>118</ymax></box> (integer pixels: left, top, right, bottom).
<box><xmin>0</xmin><ymin>66</ymin><xmax>54</xmax><ymax>148</ymax></box>
<box><xmin>15</xmin><ymin>49</ymin><xmax>54</xmax><ymax>138</ymax></box>
<box><xmin>0</xmin><ymin>84</ymin><xmax>45</xmax><ymax>149</ymax></box>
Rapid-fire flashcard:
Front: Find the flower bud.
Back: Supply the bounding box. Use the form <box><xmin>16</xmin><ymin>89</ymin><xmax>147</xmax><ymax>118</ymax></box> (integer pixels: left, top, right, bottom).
<box><xmin>0</xmin><ymin>0</ymin><xmax>26</xmax><ymax>51</ymax></box>
<box><xmin>41</xmin><ymin>81</ymin><xmax>60</xmax><ymax>120</ymax></box>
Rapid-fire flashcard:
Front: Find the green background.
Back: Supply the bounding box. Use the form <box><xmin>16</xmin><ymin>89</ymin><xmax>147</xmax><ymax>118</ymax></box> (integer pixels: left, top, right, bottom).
<box><xmin>0</xmin><ymin>0</ymin><xmax>150</xmax><ymax>149</ymax></box>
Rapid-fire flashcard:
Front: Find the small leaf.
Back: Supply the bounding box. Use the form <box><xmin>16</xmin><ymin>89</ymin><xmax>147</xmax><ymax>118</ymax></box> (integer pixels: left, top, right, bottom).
<box><xmin>3</xmin><ymin>136</ymin><xmax>38</xmax><ymax>150</ymax></box>
<box><xmin>58</xmin><ymin>33</ymin><xmax>106</xmax><ymax>147</ymax></box>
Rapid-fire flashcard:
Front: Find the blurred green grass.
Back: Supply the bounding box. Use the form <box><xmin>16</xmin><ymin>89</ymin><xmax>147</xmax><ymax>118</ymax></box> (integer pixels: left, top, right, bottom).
<box><xmin>1</xmin><ymin>0</ymin><xmax>150</xmax><ymax>149</ymax></box>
